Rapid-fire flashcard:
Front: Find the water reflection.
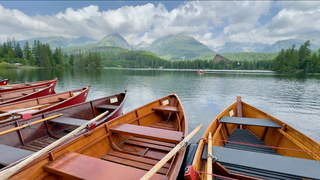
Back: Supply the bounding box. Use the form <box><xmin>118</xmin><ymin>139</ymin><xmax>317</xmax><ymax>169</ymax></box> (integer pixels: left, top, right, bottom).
<box><xmin>1</xmin><ymin>68</ymin><xmax>319</xmax><ymax>143</ymax></box>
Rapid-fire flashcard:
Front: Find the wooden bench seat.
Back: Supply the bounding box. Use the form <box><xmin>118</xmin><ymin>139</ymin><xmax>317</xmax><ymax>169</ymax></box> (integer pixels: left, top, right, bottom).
<box><xmin>50</xmin><ymin>116</ymin><xmax>88</xmax><ymax>126</ymax></box>
<box><xmin>0</xmin><ymin>144</ymin><xmax>33</xmax><ymax>166</ymax></box>
<box><xmin>202</xmin><ymin>145</ymin><xmax>320</xmax><ymax>179</ymax></box>
<box><xmin>96</xmin><ymin>105</ymin><xmax>119</xmax><ymax>110</ymax></box>
<box><xmin>58</xmin><ymin>97</ymin><xmax>69</xmax><ymax>101</ymax></box>
<box><xmin>110</xmin><ymin>123</ymin><xmax>183</xmax><ymax>144</ymax></box>
<box><xmin>44</xmin><ymin>152</ymin><xmax>168</xmax><ymax>180</ymax></box>
<box><xmin>220</xmin><ymin>116</ymin><xmax>281</xmax><ymax>128</ymax></box>
<box><xmin>152</xmin><ymin>106</ymin><xmax>180</xmax><ymax>113</ymax></box>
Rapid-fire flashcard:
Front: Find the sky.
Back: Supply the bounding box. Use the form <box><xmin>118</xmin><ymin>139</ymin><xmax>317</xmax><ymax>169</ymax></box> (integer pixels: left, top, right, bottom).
<box><xmin>0</xmin><ymin>1</ymin><xmax>320</xmax><ymax>48</ymax></box>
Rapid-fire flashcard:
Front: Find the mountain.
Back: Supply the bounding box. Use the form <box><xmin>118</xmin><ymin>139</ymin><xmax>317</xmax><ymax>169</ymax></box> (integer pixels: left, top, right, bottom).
<box><xmin>132</xmin><ymin>41</ymin><xmax>150</xmax><ymax>50</ymax></box>
<box><xmin>215</xmin><ymin>42</ymin><xmax>270</xmax><ymax>53</ymax></box>
<box><xmin>262</xmin><ymin>31</ymin><xmax>320</xmax><ymax>52</ymax></box>
<box><xmin>145</xmin><ymin>33</ymin><xmax>216</xmax><ymax>60</ymax></box>
<box><xmin>96</xmin><ymin>33</ymin><xmax>131</xmax><ymax>49</ymax></box>
<box><xmin>71</xmin><ymin>36</ymin><xmax>98</xmax><ymax>46</ymax></box>
<box><xmin>17</xmin><ymin>36</ymin><xmax>73</xmax><ymax>49</ymax></box>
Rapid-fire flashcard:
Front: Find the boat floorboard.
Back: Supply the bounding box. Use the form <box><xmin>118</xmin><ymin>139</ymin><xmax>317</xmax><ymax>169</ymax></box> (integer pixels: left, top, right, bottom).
<box><xmin>21</xmin><ymin>136</ymin><xmax>58</xmax><ymax>152</ymax></box>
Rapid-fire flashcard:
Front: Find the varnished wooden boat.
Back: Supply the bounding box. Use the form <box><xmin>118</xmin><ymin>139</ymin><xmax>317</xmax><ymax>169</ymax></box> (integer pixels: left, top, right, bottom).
<box><xmin>186</xmin><ymin>96</ymin><xmax>320</xmax><ymax>180</ymax></box>
<box><xmin>0</xmin><ymin>85</ymin><xmax>90</xmax><ymax>122</ymax></box>
<box><xmin>0</xmin><ymin>78</ymin><xmax>9</xmax><ymax>85</ymax></box>
<box><xmin>0</xmin><ymin>83</ymin><xmax>56</xmax><ymax>105</ymax></box>
<box><xmin>6</xmin><ymin>93</ymin><xmax>188</xmax><ymax>180</ymax></box>
<box><xmin>0</xmin><ymin>91</ymin><xmax>127</xmax><ymax>169</ymax></box>
<box><xmin>0</xmin><ymin>78</ymin><xmax>57</xmax><ymax>93</ymax></box>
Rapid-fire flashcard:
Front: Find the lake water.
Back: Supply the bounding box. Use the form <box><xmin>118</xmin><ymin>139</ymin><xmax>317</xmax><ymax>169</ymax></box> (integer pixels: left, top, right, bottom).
<box><xmin>1</xmin><ymin>68</ymin><xmax>320</xmax><ymax>143</ymax></box>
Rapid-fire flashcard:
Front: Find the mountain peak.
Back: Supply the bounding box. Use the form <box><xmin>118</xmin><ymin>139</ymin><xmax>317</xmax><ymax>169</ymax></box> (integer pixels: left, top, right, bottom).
<box><xmin>98</xmin><ymin>33</ymin><xmax>130</xmax><ymax>49</ymax></box>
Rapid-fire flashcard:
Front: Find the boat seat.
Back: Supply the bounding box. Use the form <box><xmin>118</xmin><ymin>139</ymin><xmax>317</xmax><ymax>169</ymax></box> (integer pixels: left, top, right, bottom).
<box><xmin>109</xmin><ymin>123</ymin><xmax>183</xmax><ymax>144</ymax></box>
<box><xmin>152</xmin><ymin>106</ymin><xmax>180</xmax><ymax>113</ymax></box>
<box><xmin>58</xmin><ymin>97</ymin><xmax>69</xmax><ymax>101</ymax></box>
<box><xmin>0</xmin><ymin>144</ymin><xmax>33</xmax><ymax>166</ymax></box>
<box><xmin>44</xmin><ymin>152</ymin><xmax>168</xmax><ymax>180</ymax></box>
<box><xmin>50</xmin><ymin>116</ymin><xmax>88</xmax><ymax>126</ymax></box>
<box><xmin>220</xmin><ymin>116</ymin><xmax>281</xmax><ymax>128</ymax></box>
<box><xmin>202</xmin><ymin>145</ymin><xmax>320</xmax><ymax>179</ymax></box>
<box><xmin>96</xmin><ymin>105</ymin><xmax>119</xmax><ymax>110</ymax></box>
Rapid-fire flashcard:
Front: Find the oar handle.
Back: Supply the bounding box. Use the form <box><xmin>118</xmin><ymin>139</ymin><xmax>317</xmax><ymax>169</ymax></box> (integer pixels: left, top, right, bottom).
<box><xmin>140</xmin><ymin>124</ymin><xmax>203</xmax><ymax>180</ymax></box>
<box><xmin>0</xmin><ymin>114</ymin><xmax>63</xmax><ymax>136</ymax></box>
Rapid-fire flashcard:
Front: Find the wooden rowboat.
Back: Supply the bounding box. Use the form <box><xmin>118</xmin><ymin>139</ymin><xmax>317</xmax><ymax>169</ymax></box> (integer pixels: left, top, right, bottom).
<box><xmin>0</xmin><ymin>91</ymin><xmax>127</xmax><ymax>169</ymax></box>
<box><xmin>0</xmin><ymin>78</ymin><xmax>9</xmax><ymax>85</ymax></box>
<box><xmin>0</xmin><ymin>85</ymin><xmax>90</xmax><ymax>122</ymax></box>
<box><xmin>0</xmin><ymin>83</ymin><xmax>56</xmax><ymax>105</ymax></box>
<box><xmin>185</xmin><ymin>96</ymin><xmax>320</xmax><ymax>180</ymax></box>
<box><xmin>6</xmin><ymin>93</ymin><xmax>188</xmax><ymax>180</ymax></box>
<box><xmin>0</xmin><ymin>78</ymin><xmax>57</xmax><ymax>93</ymax></box>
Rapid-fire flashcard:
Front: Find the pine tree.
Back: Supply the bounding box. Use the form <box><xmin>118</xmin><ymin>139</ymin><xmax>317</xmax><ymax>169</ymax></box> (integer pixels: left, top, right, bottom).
<box><xmin>15</xmin><ymin>43</ymin><xmax>23</xmax><ymax>58</ymax></box>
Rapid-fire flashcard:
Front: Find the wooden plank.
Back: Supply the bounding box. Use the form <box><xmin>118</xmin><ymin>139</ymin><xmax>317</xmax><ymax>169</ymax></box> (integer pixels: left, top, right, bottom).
<box><xmin>202</xmin><ymin>145</ymin><xmax>320</xmax><ymax>179</ymax></box>
<box><xmin>110</xmin><ymin>123</ymin><xmax>183</xmax><ymax>144</ymax></box>
<box><xmin>106</xmin><ymin>151</ymin><xmax>170</xmax><ymax>168</ymax></box>
<box><xmin>149</xmin><ymin>125</ymin><xmax>175</xmax><ymax>131</ymax></box>
<box><xmin>152</xmin><ymin>106</ymin><xmax>180</xmax><ymax>113</ymax></box>
<box><xmin>101</xmin><ymin>155</ymin><xmax>168</xmax><ymax>174</ymax></box>
<box><xmin>129</xmin><ymin>137</ymin><xmax>176</xmax><ymax>148</ymax></box>
<box><xmin>0</xmin><ymin>144</ymin><xmax>33</xmax><ymax>166</ymax></box>
<box><xmin>44</xmin><ymin>152</ymin><xmax>168</xmax><ymax>180</ymax></box>
<box><xmin>220</xmin><ymin>116</ymin><xmax>281</xmax><ymax>128</ymax></box>
<box><xmin>125</xmin><ymin>139</ymin><xmax>172</xmax><ymax>152</ymax></box>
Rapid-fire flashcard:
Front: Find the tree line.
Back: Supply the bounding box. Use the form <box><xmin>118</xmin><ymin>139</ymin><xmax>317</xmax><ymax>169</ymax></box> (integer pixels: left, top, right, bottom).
<box><xmin>271</xmin><ymin>40</ymin><xmax>320</xmax><ymax>73</ymax></box>
<box><xmin>0</xmin><ymin>38</ymin><xmax>102</xmax><ymax>68</ymax></box>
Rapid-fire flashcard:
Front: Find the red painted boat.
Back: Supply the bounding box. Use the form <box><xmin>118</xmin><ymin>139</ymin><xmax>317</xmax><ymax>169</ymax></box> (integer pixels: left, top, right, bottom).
<box><xmin>0</xmin><ymin>83</ymin><xmax>56</xmax><ymax>105</ymax></box>
<box><xmin>197</xmin><ymin>69</ymin><xmax>205</xmax><ymax>74</ymax></box>
<box><xmin>0</xmin><ymin>78</ymin><xmax>9</xmax><ymax>85</ymax></box>
<box><xmin>0</xmin><ymin>78</ymin><xmax>58</xmax><ymax>93</ymax></box>
<box><xmin>0</xmin><ymin>85</ymin><xmax>90</xmax><ymax>122</ymax></box>
<box><xmin>0</xmin><ymin>91</ymin><xmax>127</xmax><ymax>169</ymax></box>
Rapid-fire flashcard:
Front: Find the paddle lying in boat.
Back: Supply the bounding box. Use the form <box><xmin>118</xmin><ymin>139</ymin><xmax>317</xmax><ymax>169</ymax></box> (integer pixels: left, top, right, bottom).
<box><xmin>0</xmin><ymin>83</ymin><xmax>56</xmax><ymax>105</ymax></box>
<box><xmin>0</xmin><ymin>85</ymin><xmax>90</xmax><ymax>122</ymax></box>
<box><xmin>185</xmin><ymin>96</ymin><xmax>320</xmax><ymax>180</ymax></box>
<box><xmin>0</xmin><ymin>78</ymin><xmax>57</xmax><ymax>93</ymax></box>
<box><xmin>4</xmin><ymin>92</ymin><xmax>188</xmax><ymax>180</ymax></box>
<box><xmin>0</xmin><ymin>78</ymin><xmax>9</xmax><ymax>85</ymax></box>
<box><xmin>0</xmin><ymin>91</ymin><xmax>126</xmax><ymax>168</ymax></box>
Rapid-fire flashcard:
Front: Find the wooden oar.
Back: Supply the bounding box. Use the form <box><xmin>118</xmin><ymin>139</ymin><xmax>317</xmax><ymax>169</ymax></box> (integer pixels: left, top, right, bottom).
<box><xmin>0</xmin><ymin>114</ymin><xmax>63</xmax><ymax>136</ymax></box>
<box><xmin>140</xmin><ymin>124</ymin><xmax>203</xmax><ymax>180</ymax></box>
<box><xmin>0</xmin><ymin>104</ymin><xmax>50</xmax><ymax>118</ymax></box>
<box><xmin>0</xmin><ymin>110</ymin><xmax>109</xmax><ymax>180</ymax></box>
<box><xmin>207</xmin><ymin>132</ymin><xmax>213</xmax><ymax>180</ymax></box>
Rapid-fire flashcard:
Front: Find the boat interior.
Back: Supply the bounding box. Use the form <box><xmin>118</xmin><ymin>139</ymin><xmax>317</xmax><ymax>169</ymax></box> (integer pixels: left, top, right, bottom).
<box><xmin>0</xmin><ymin>93</ymin><xmax>126</xmax><ymax>170</ymax></box>
<box><xmin>0</xmin><ymin>87</ymin><xmax>88</xmax><ymax>121</ymax></box>
<box><xmin>8</xmin><ymin>95</ymin><xmax>187</xmax><ymax>180</ymax></box>
<box><xmin>0</xmin><ymin>84</ymin><xmax>54</xmax><ymax>103</ymax></box>
<box><xmin>195</xmin><ymin>97</ymin><xmax>320</xmax><ymax>180</ymax></box>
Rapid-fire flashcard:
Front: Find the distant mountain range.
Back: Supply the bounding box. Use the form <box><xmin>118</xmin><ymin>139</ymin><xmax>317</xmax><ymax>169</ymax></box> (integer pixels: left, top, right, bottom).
<box><xmin>15</xmin><ymin>31</ymin><xmax>320</xmax><ymax>60</ymax></box>
<box><xmin>215</xmin><ymin>31</ymin><xmax>320</xmax><ymax>53</ymax></box>
<box><xmin>135</xmin><ymin>33</ymin><xmax>216</xmax><ymax>60</ymax></box>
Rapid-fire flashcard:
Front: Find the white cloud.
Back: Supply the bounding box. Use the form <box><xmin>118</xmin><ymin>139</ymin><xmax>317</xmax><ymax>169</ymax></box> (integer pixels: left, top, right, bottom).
<box><xmin>0</xmin><ymin>1</ymin><xmax>319</xmax><ymax>48</ymax></box>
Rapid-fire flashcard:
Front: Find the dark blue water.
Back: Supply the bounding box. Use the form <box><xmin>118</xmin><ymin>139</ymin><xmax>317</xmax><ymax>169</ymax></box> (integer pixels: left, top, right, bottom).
<box><xmin>1</xmin><ymin>68</ymin><xmax>320</xmax><ymax>143</ymax></box>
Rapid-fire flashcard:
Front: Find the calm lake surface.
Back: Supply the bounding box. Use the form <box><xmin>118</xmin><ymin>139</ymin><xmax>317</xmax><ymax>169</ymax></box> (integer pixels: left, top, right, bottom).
<box><xmin>1</xmin><ymin>68</ymin><xmax>320</xmax><ymax>143</ymax></box>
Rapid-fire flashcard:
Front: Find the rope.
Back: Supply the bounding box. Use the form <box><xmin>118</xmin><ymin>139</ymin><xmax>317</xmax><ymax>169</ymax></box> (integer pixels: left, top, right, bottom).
<box><xmin>194</xmin><ymin>170</ymin><xmax>238</xmax><ymax>180</ymax></box>
<box><xmin>197</xmin><ymin>138</ymin><xmax>320</xmax><ymax>154</ymax></box>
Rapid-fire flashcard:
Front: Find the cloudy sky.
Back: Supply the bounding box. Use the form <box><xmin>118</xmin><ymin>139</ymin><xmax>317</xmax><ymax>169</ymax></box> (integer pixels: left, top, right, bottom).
<box><xmin>1</xmin><ymin>1</ymin><xmax>320</xmax><ymax>48</ymax></box>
